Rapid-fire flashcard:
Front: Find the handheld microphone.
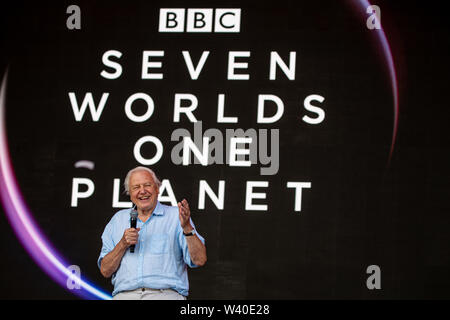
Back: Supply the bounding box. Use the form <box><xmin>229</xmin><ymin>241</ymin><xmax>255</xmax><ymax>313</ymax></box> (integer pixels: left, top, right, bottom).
<box><xmin>130</xmin><ymin>206</ymin><xmax>138</xmax><ymax>253</ymax></box>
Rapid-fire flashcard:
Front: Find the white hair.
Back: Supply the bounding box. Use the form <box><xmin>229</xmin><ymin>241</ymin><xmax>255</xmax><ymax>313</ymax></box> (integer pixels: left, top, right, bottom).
<box><xmin>123</xmin><ymin>166</ymin><xmax>161</xmax><ymax>195</ymax></box>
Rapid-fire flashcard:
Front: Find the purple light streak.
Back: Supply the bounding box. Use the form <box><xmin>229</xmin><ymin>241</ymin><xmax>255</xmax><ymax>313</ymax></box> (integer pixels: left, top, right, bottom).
<box><xmin>351</xmin><ymin>0</ymin><xmax>400</xmax><ymax>164</ymax></box>
<box><xmin>0</xmin><ymin>70</ymin><xmax>111</xmax><ymax>300</ymax></box>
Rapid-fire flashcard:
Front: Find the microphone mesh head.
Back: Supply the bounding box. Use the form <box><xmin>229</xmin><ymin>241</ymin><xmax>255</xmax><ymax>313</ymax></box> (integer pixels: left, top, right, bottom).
<box><xmin>130</xmin><ymin>210</ymin><xmax>138</xmax><ymax>219</ymax></box>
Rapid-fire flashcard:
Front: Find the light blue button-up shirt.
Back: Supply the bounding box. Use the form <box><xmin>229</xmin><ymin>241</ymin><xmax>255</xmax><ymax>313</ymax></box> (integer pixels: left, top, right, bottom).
<box><xmin>98</xmin><ymin>201</ymin><xmax>205</xmax><ymax>297</ymax></box>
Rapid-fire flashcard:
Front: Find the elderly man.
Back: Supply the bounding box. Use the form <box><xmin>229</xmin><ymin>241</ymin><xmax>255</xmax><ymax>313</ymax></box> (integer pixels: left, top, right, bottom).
<box><xmin>98</xmin><ymin>166</ymin><xmax>207</xmax><ymax>300</ymax></box>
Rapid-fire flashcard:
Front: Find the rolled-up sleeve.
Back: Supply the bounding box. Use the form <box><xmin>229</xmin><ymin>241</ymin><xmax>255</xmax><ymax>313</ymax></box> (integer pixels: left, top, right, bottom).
<box><xmin>178</xmin><ymin>218</ymin><xmax>205</xmax><ymax>268</ymax></box>
<box><xmin>97</xmin><ymin>219</ymin><xmax>115</xmax><ymax>269</ymax></box>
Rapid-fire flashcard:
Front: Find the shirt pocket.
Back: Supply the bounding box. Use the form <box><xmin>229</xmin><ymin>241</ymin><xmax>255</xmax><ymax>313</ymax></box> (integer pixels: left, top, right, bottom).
<box><xmin>148</xmin><ymin>233</ymin><xmax>169</xmax><ymax>255</ymax></box>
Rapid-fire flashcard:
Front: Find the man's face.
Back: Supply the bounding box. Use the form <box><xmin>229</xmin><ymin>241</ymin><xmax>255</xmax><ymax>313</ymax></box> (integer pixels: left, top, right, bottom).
<box><xmin>129</xmin><ymin>170</ymin><xmax>159</xmax><ymax>214</ymax></box>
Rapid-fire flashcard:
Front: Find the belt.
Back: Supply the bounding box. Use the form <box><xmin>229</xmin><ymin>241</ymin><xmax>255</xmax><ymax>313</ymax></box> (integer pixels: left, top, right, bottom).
<box><xmin>140</xmin><ymin>288</ymin><xmax>168</xmax><ymax>292</ymax></box>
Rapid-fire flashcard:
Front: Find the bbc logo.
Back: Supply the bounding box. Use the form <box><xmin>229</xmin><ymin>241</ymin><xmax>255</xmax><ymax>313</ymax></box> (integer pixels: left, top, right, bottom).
<box><xmin>159</xmin><ymin>8</ymin><xmax>241</xmax><ymax>33</ymax></box>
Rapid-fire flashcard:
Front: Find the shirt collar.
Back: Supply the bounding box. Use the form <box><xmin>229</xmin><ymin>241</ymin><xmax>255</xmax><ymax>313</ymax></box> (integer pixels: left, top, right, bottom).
<box><xmin>152</xmin><ymin>201</ymin><xmax>164</xmax><ymax>216</ymax></box>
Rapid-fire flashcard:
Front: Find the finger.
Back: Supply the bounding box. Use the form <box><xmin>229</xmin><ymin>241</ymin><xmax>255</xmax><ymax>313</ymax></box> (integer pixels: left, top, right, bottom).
<box><xmin>179</xmin><ymin>202</ymin><xmax>188</xmax><ymax>213</ymax></box>
<box><xmin>127</xmin><ymin>229</ymin><xmax>139</xmax><ymax>235</ymax></box>
<box><xmin>179</xmin><ymin>200</ymin><xmax>188</xmax><ymax>210</ymax></box>
<box><xmin>180</xmin><ymin>208</ymin><xmax>189</xmax><ymax>218</ymax></box>
<box><xmin>129</xmin><ymin>233</ymin><xmax>138</xmax><ymax>239</ymax></box>
<box><xmin>179</xmin><ymin>210</ymin><xmax>187</xmax><ymax>220</ymax></box>
<box><xmin>127</xmin><ymin>231</ymin><xmax>139</xmax><ymax>238</ymax></box>
<box><xmin>180</xmin><ymin>199</ymin><xmax>190</xmax><ymax>211</ymax></box>
<box><xmin>127</xmin><ymin>232</ymin><xmax>139</xmax><ymax>241</ymax></box>
<box><xmin>127</xmin><ymin>236</ymin><xmax>138</xmax><ymax>244</ymax></box>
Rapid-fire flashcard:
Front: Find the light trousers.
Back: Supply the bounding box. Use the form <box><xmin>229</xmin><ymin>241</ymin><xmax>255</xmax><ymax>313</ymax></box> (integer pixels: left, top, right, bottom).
<box><xmin>113</xmin><ymin>288</ymin><xmax>186</xmax><ymax>300</ymax></box>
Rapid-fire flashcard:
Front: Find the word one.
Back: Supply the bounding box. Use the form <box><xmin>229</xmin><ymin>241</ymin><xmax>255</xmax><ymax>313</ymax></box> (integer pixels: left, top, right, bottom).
<box><xmin>159</xmin><ymin>8</ymin><xmax>241</xmax><ymax>33</ymax></box>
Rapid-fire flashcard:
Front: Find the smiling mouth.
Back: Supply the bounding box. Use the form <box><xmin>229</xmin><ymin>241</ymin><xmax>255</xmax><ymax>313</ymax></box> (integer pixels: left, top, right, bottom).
<box><xmin>138</xmin><ymin>195</ymin><xmax>151</xmax><ymax>201</ymax></box>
